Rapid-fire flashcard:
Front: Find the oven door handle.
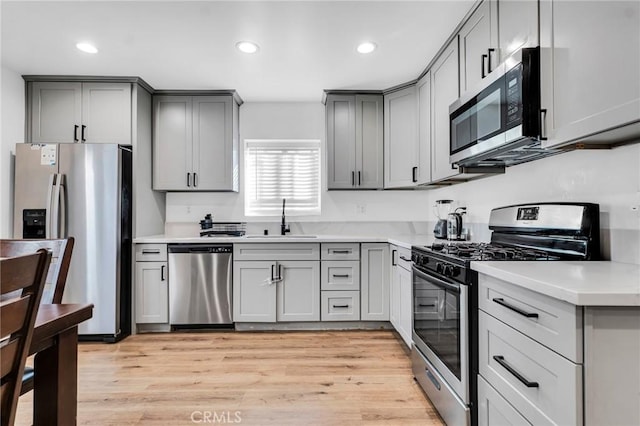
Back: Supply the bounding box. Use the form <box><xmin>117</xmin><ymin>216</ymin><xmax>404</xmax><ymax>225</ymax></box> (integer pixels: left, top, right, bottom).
<box><xmin>412</xmin><ymin>265</ymin><xmax>460</xmax><ymax>293</ymax></box>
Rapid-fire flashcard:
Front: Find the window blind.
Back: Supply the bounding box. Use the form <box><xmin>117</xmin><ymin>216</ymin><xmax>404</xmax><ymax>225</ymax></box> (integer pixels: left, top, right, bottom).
<box><xmin>245</xmin><ymin>139</ymin><xmax>321</xmax><ymax>216</ymax></box>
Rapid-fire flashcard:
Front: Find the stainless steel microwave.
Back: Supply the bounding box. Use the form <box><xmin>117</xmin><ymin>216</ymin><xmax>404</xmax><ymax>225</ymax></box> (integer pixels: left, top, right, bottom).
<box><xmin>449</xmin><ymin>47</ymin><xmax>554</xmax><ymax>167</ymax></box>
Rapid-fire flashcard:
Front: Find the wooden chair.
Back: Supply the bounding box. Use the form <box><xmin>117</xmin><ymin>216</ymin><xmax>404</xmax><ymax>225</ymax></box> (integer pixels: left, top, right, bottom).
<box><xmin>0</xmin><ymin>250</ymin><xmax>51</xmax><ymax>426</ymax></box>
<box><xmin>0</xmin><ymin>238</ymin><xmax>75</xmax><ymax>305</ymax></box>
<box><xmin>0</xmin><ymin>238</ymin><xmax>75</xmax><ymax>397</ymax></box>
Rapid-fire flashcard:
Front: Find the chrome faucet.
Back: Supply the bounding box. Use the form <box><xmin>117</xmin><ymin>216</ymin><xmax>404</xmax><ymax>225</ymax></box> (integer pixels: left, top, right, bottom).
<box><xmin>281</xmin><ymin>198</ymin><xmax>290</xmax><ymax>236</ymax></box>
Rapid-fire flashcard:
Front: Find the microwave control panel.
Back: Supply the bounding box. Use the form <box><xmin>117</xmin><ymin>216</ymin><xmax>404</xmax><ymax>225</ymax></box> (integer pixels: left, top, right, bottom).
<box><xmin>505</xmin><ymin>63</ymin><xmax>523</xmax><ymax>127</ymax></box>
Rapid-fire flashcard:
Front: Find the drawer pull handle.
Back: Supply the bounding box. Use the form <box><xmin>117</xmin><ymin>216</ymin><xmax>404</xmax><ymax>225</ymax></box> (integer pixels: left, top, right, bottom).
<box><xmin>419</xmin><ymin>303</ymin><xmax>436</xmax><ymax>308</ymax></box>
<box><xmin>142</xmin><ymin>250</ymin><xmax>161</xmax><ymax>254</ymax></box>
<box><xmin>332</xmin><ymin>304</ymin><xmax>349</xmax><ymax>308</ymax></box>
<box><xmin>332</xmin><ymin>274</ymin><xmax>350</xmax><ymax>278</ymax></box>
<box><xmin>161</xmin><ymin>265</ymin><xmax>166</xmax><ymax>281</ymax></box>
<box><xmin>399</xmin><ymin>256</ymin><xmax>410</xmax><ymax>261</ymax></box>
<box><xmin>493</xmin><ymin>355</ymin><xmax>539</xmax><ymax>388</ymax></box>
<box><xmin>492</xmin><ymin>298</ymin><xmax>539</xmax><ymax>318</ymax></box>
<box><xmin>331</xmin><ymin>250</ymin><xmax>350</xmax><ymax>254</ymax></box>
<box><xmin>425</xmin><ymin>368</ymin><xmax>441</xmax><ymax>391</ymax></box>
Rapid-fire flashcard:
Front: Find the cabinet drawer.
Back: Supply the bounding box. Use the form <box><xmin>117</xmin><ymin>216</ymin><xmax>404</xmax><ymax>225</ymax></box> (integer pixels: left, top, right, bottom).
<box><xmin>234</xmin><ymin>243</ymin><xmax>320</xmax><ymax>261</ymax></box>
<box><xmin>478</xmin><ymin>376</ymin><xmax>531</xmax><ymax>426</ymax></box>
<box><xmin>135</xmin><ymin>244</ymin><xmax>168</xmax><ymax>262</ymax></box>
<box><xmin>321</xmin><ymin>291</ymin><xmax>360</xmax><ymax>321</ymax></box>
<box><xmin>478</xmin><ymin>273</ymin><xmax>583</xmax><ymax>363</ymax></box>
<box><xmin>392</xmin><ymin>245</ymin><xmax>412</xmax><ymax>272</ymax></box>
<box><xmin>321</xmin><ymin>243</ymin><xmax>360</xmax><ymax>260</ymax></box>
<box><xmin>479</xmin><ymin>311</ymin><xmax>582</xmax><ymax>426</ymax></box>
<box><xmin>321</xmin><ymin>261</ymin><xmax>360</xmax><ymax>291</ymax></box>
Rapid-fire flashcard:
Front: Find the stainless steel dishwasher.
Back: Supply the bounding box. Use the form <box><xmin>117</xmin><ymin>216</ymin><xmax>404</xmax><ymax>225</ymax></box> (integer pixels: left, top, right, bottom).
<box><xmin>168</xmin><ymin>244</ymin><xmax>233</xmax><ymax>327</ymax></box>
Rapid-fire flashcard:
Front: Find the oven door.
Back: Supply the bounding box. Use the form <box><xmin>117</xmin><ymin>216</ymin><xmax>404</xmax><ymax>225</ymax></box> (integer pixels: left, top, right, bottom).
<box><xmin>412</xmin><ymin>265</ymin><xmax>469</xmax><ymax>403</ymax></box>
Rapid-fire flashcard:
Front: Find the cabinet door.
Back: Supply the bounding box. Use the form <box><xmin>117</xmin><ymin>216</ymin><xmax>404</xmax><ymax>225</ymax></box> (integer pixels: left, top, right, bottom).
<box><xmin>135</xmin><ymin>261</ymin><xmax>168</xmax><ymax>323</ymax></box>
<box><xmin>192</xmin><ymin>96</ymin><xmax>235</xmax><ymax>190</ymax></box>
<box><xmin>153</xmin><ymin>96</ymin><xmax>192</xmax><ymax>190</ymax></box>
<box><xmin>384</xmin><ymin>87</ymin><xmax>418</xmax><ymax>188</ymax></box>
<box><xmin>81</xmin><ymin>82</ymin><xmax>132</xmax><ymax>144</ymax></box>
<box><xmin>277</xmin><ymin>261</ymin><xmax>320</xmax><ymax>322</ymax></box>
<box><xmin>478</xmin><ymin>376</ymin><xmax>532</xmax><ymax>426</ymax></box>
<box><xmin>540</xmin><ymin>0</ymin><xmax>640</xmax><ymax>148</ymax></box>
<box><xmin>416</xmin><ymin>72</ymin><xmax>432</xmax><ymax>184</ymax></box>
<box><xmin>361</xmin><ymin>243</ymin><xmax>390</xmax><ymax>321</ymax></box>
<box><xmin>431</xmin><ymin>38</ymin><xmax>461</xmax><ymax>182</ymax></box>
<box><xmin>233</xmin><ymin>261</ymin><xmax>276</xmax><ymax>322</ymax></box>
<box><xmin>326</xmin><ymin>95</ymin><xmax>356</xmax><ymax>189</ymax></box>
<box><xmin>390</xmin><ymin>261</ymin><xmax>401</xmax><ymax>331</ymax></box>
<box><xmin>498</xmin><ymin>0</ymin><xmax>538</xmax><ymax>60</ymax></box>
<box><xmin>398</xmin><ymin>265</ymin><xmax>413</xmax><ymax>348</ymax></box>
<box><xmin>459</xmin><ymin>0</ymin><xmax>498</xmax><ymax>94</ymax></box>
<box><xmin>30</xmin><ymin>81</ymin><xmax>82</xmax><ymax>143</ymax></box>
<box><xmin>355</xmin><ymin>94</ymin><xmax>384</xmax><ymax>189</ymax></box>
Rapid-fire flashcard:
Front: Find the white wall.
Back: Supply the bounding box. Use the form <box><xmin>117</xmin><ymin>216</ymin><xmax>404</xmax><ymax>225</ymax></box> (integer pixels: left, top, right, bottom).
<box><xmin>166</xmin><ymin>102</ymin><xmax>430</xmax><ymax>223</ymax></box>
<box><xmin>0</xmin><ymin>65</ymin><xmax>25</xmax><ymax>237</ymax></box>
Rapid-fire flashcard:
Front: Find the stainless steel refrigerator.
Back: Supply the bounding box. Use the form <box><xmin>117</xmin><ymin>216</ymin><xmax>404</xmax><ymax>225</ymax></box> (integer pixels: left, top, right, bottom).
<box><xmin>14</xmin><ymin>143</ymin><xmax>132</xmax><ymax>342</ymax></box>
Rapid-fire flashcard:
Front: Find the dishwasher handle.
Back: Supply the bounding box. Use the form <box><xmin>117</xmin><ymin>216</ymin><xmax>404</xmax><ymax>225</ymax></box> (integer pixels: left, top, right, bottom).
<box><xmin>168</xmin><ymin>244</ymin><xmax>233</xmax><ymax>254</ymax></box>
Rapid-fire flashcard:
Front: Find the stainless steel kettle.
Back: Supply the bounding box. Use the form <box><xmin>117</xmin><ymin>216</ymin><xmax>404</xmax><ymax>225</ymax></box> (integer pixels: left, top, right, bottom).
<box><xmin>447</xmin><ymin>207</ymin><xmax>466</xmax><ymax>241</ymax></box>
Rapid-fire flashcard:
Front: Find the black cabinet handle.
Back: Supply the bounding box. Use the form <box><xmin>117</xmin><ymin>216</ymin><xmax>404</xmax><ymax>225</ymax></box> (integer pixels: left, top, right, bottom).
<box><xmin>142</xmin><ymin>249</ymin><xmax>161</xmax><ymax>254</ymax></box>
<box><xmin>271</xmin><ymin>264</ymin><xmax>275</xmax><ymax>281</ymax></box>
<box><xmin>412</xmin><ymin>166</ymin><xmax>418</xmax><ymax>183</ymax></box>
<box><xmin>81</xmin><ymin>125</ymin><xmax>86</xmax><ymax>142</ymax></box>
<box><xmin>392</xmin><ymin>249</ymin><xmax>397</xmax><ymax>266</ymax></box>
<box><xmin>351</xmin><ymin>171</ymin><xmax>355</xmax><ymax>186</ymax></box>
<box><xmin>332</xmin><ymin>304</ymin><xmax>349</xmax><ymax>308</ymax></box>
<box><xmin>419</xmin><ymin>303</ymin><xmax>436</xmax><ymax>308</ymax></box>
<box><xmin>481</xmin><ymin>54</ymin><xmax>488</xmax><ymax>78</ymax></box>
<box><xmin>332</xmin><ymin>274</ymin><xmax>350</xmax><ymax>278</ymax></box>
<box><xmin>399</xmin><ymin>256</ymin><xmax>410</xmax><ymax>262</ymax></box>
<box><xmin>74</xmin><ymin>125</ymin><xmax>79</xmax><ymax>142</ymax></box>
<box><xmin>493</xmin><ymin>355</ymin><xmax>539</xmax><ymax>388</ymax></box>
<box><xmin>161</xmin><ymin>265</ymin><xmax>166</xmax><ymax>281</ymax></box>
<box><xmin>187</xmin><ymin>173</ymin><xmax>191</xmax><ymax>187</ymax></box>
<box><xmin>194</xmin><ymin>172</ymin><xmax>198</xmax><ymax>187</ymax></box>
<box><xmin>492</xmin><ymin>298</ymin><xmax>539</xmax><ymax>318</ymax></box>
<box><xmin>487</xmin><ymin>48</ymin><xmax>496</xmax><ymax>73</ymax></box>
<box><xmin>358</xmin><ymin>171</ymin><xmax>361</xmax><ymax>186</ymax></box>
<box><xmin>331</xmin><ymin>250</ymin><xmax>350</xmax><ymax>254</ymax></box>
<box><xmin>278</xmin><ymin>264</ymin><xmax>282</xmax><ymax>280</ymax></box>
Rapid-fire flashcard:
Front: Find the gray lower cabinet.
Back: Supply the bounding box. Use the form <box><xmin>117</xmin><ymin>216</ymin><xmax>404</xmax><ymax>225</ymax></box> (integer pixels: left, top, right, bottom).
<box><xmin>321</xmin><ymin>291</ymin><xmax>360</xmax><ymax>321</ymax></box>
<box><xmin>233</xmin><ymin>244</ymin><xmax>320</xmax><ymax>323</ymax></box>
<box><xmin>478</xmin><ymin>272</ymin><xmax>640</xmax><ymax>426</ymax></box>
<box><xmin>361</xmin><ymin>243</ymin><xmax>390</xmax><ymax>321</ymax></box>
<box><xmin>390</xmin><ymin>245</ymin><xmax>412</xmax><ymax>347</ymax></box>
<box><xmin>326</xmin><ymin>93</ymin><xmax>383</xmax><ymax>189</ymax></box>
<box><xmin>135</xmin><ymin>243</ymin><xmax>168</xmax><ymax>324</ymax></box>
<box><xmin>29</xmin><ymin>80</ymin><xmax>132</xmax><ymax>144</ymax></box>
<box><xmin>153</xmin><ymin>94</ymin><xmax>239</xmax><ymax>191</ymax></box>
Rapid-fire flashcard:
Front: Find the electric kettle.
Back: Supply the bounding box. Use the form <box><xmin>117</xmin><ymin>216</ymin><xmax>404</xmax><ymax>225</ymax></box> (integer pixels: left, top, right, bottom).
<box><xmin>447</xmin><ymin>207</ymin><xmax>467</xmax><ymax>241</ymax></box>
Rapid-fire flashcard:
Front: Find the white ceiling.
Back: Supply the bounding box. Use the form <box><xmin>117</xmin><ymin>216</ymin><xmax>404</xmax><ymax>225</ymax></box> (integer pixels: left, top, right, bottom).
<box><xmin>1</xmin><ymin>0</ymin><xmax>474</xmax><ymax>102</ymax></box>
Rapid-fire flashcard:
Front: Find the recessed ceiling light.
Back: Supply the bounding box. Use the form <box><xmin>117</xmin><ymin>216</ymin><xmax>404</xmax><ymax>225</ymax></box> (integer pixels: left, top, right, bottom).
<box><xmin>357</xmin><ymin>42</ymin><xmax>377</xmax><ymax>54</ymax></box>
<box><xmin>76</xmin><ymin>42</ymin><xmax>98</xmax><ymax>54</ymax></box>
<box><xmin>236</xmin><ymin>41</ymin><xmax>259</xmax><ymax>54</ymax></box>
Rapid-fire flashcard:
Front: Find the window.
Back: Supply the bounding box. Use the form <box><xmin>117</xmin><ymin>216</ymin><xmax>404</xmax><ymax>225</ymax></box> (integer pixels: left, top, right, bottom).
<box><xmin>244</xmin><ymin>139</ymin><xmax>321</xmax><ymax>216</ymax></box>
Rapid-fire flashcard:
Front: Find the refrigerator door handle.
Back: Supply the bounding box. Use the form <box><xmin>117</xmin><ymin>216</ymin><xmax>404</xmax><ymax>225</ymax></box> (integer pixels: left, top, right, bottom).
<box><xmin>58</xmin><ymin>176</ymin><xmax>67</xmax><ymax>238</ymax></box>
<box><xmin>45</xmin><ymin>174</ymin><xmax>56</xmax><ymax>238</ymax></box>
<box><xmin>50</xmin><ymin>174</ymin><xmax>62</xmax><ymax>239</ymax></box>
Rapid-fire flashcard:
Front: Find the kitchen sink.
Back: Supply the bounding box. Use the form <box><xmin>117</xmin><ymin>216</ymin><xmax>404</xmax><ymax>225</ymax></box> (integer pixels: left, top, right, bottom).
<box><xmin>244</xmin><ymin>235</ymin><xmax>318</xmax><ymax>239</ymax></box>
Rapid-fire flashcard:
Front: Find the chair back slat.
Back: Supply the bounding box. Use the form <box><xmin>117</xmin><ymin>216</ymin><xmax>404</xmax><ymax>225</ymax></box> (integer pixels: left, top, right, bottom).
<box><xmin>0</xmin><ymin>296</ymin><xmax>31</xmax><ymax>337</ymax></box>
<box><xmin>0</xmin><ymin>250</ymin><xmax>50</xmax><ymax>426</ymax></box>
<box><xmin>0</xmin><ymin>238</ymin><xmax>74</xmax><ymax>304</ymax></box>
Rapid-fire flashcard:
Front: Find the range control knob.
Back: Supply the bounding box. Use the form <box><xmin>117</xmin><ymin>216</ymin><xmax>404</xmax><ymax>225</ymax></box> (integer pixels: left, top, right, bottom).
<box><xmin>411</xmin><ymin>254</ymin><xmax>418</xmax><ymax>263</ymax></box>
<box><xmin>443</xmin><ymin>265</ymin><xmax>453</xmax><ymax>277</ymax></box>
<box><xmin>420</xmin><ymin>257</ymin><xmax>429</xmax><ymax>266</ymax></box>
<box><xmin>450</xmin><ymin>266</ymin><xmax>460</xmax><ymax>278</ymax></box>
<box><xmin>436</xmin><ymin>263</ymin><xmax>444</xmax><ymax>274</ymax></box>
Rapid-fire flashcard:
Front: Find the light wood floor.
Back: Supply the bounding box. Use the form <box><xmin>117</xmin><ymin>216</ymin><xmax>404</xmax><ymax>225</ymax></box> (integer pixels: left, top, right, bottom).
<box><xmin>16</xmin><ymin>330</ymin><xmax>443</xmax><ymax>425</ymax></box>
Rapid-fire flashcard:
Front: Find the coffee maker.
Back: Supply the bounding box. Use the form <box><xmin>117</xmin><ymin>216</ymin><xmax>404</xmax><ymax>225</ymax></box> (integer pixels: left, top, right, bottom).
<box><xmin>433</xmin><ymin>200</ymin><xmax>453</xmax><ymax>239</ymax></box>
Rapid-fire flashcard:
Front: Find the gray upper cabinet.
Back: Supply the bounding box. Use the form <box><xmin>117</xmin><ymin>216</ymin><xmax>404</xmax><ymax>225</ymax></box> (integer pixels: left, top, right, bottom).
<box><xmin>459</xmin><ymin>0</ymin><xmax>498</xmax><ymax>95</ymax></box>
<box><xmin>384</xmin><ymin>86</ymin><xmax>418</xmax><ymax>188</ymax></box>
<box><xmin>29</xmin><ymin>81</ymin><xmax>131</xmax><ymax>144</ymax></box>
<box><xmin>153</xmin><ymin>95</ymin><xmax>239</xmax><ymax>191</ymax></box>
<box><xmin>540</xmin><ymin>0</ymin><xmax>640</xmax><ymax>149</ymax></box>
<box><xmin>430</xmin><ymin>38</ymin><xmax>461</xmax><ymax>183</ymax></box>
<box><xmin>326</xmin><ymin>93</ymin><xmax>383</xmax><ymax>189</ymax></box>
<box><xmin>416</xmin><ymin>71</ymin><xmax>432</xmax><ymax>185</ymax></box>
<box><xmin>498</xmin><ymin>0</ymin><xmax>538</xmax><ymax>61</ymax></box>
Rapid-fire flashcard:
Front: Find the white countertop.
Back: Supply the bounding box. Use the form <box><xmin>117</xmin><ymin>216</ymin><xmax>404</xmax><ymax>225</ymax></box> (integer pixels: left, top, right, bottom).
<box><xmin>472</xmin><ymin>261</ymin><xmax>640</xmax><ymax>306</ymax></box>
<box><xmin>134</xmin><ymin>234</ymin><xmax>440</xmax><ymax>249</ymax></box>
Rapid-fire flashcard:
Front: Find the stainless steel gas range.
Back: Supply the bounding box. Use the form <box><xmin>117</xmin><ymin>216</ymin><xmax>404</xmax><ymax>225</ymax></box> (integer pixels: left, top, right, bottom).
<box><xmin>411</xmin><ymin>202</ymin><xmax>600</xmax><ymax>426</ymax></box>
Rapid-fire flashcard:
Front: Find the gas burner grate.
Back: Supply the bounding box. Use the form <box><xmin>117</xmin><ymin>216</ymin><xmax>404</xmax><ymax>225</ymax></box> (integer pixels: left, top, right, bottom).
<box><xmin>428</xmin><ymin>242</ymin><xmax>561</xmax><ymax>261</ymax></box>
